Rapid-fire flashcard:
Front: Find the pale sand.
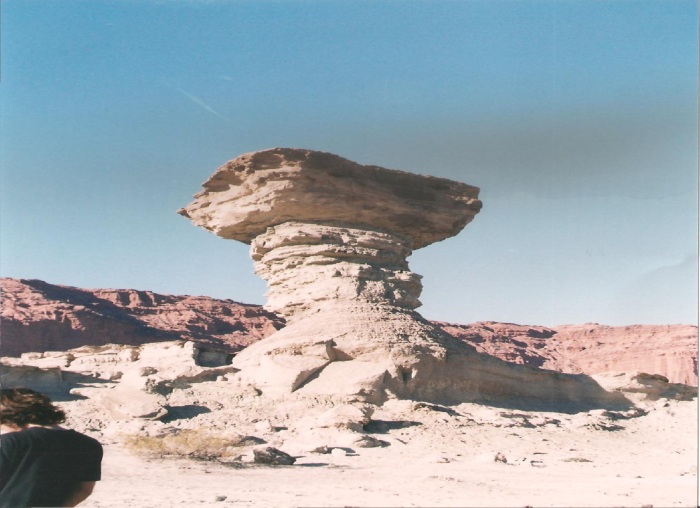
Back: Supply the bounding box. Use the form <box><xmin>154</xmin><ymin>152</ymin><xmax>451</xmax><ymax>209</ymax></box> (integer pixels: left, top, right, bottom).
<box><xmin>80</xmin><ymin>398</ymin><xmax>697</xmax><ymax>508</ymax></box>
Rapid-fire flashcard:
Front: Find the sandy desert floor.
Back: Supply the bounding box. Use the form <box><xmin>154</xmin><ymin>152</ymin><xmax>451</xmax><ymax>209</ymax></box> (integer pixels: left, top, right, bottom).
<box><xmin>78</xmin><ymin>397</ymin><xmax>697</xmax><ymax>508</ymax></box>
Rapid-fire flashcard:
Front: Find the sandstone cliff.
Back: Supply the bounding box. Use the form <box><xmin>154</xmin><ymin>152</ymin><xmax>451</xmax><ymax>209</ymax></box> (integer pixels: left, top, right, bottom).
<box><xmin>440</xmin><ymin>321</ymin><xmax>698</xmax><ymax>386</ymax></box>
<box><xmin>1</xmin><ymin>278</ymin><xmax>696</xmax><ymax>386</ymax></box>
<box><xmin>0</xmin><ymin>278</ymin><xmax>284</xmax><ymax>357</ymax></box>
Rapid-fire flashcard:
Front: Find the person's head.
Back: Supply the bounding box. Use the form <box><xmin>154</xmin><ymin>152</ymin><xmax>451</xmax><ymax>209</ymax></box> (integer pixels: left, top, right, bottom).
<box><xmin>0</xmin><ymin>388</ymin><xmax>66</xmax><ymax>429</ymax></box>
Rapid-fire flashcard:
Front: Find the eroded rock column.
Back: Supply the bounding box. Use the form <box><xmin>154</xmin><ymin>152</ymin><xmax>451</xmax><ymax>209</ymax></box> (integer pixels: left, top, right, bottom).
<box><xmin>251</xmin><ymin>222</ymin><xmax>422</xmax><ymax>320</ymax></box>
<box><xmin>180</xmin><ymin>148</ymin><xmax>627</xmax><ymax>409</ymax></box>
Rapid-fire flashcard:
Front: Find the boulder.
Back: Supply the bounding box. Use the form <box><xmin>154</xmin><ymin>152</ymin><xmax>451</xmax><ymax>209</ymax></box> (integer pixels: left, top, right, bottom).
<box><xmin>252</xmin><ymin>446</ymin><xmax>296</xmax><ymax>465</ymax></box>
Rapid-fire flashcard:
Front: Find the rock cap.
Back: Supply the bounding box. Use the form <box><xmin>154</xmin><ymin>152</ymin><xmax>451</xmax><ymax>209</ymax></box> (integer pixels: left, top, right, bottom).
<box><xmin>179</xmin><ymin>148</ymin><xmax>482</xmax><ymax>249</ymax></box>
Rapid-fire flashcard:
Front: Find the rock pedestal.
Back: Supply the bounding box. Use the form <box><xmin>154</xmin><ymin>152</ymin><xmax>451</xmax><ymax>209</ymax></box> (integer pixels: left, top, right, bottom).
<box><xmin>251</xmin><ymin>222</ymin><xmax>421</xmax><ymax>320</ymax></box>
<box><xmin>180</xmin><ymin>148</ymin><xmax>626</xmax><ymax>409</ymax></box>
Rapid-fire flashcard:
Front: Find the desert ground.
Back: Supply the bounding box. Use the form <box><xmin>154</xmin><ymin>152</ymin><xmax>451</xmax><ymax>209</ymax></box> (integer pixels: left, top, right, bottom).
<box><xmin>32</xmin><ymin>361</ymin><xmax>688</xmax><ymax>508</ymax></box>
<box><xmin>74</xmin><ymin>395</ymin><xmax>696</xmax><ymax>508</ymax></box>
<box><xmin>2</xmin><ymin>277</ymin><xmax>698</xmax><ymax>508</ymax></box>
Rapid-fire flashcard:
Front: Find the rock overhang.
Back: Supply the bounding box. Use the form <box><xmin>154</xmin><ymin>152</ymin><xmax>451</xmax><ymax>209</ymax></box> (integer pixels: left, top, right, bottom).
<box><xmin>178</xmin><ymin>148</ymin><xmax>482</xmax><ymax>249</ymax></box>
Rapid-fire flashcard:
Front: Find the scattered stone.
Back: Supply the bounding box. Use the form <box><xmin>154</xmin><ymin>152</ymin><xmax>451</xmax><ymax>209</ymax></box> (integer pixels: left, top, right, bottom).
<box><xmin>294</xmin><ymin>404</ymin><xmax>376</xmax><ymax>434</ymax></box>
<box><xmin>494</xmin><ymin>452</ymin><xmax>508</xmax><ymax>464</ymax></box>
<box><xmin>330</xmin><ymin>448</ymin><xmax>348</xmax><ymax>457</ymax></box>
<box><xmin>100</xmin><ymin>388</ymin><xmax>168</xmax><ymax>420</ymax></box>
<box><xmin>252</xmin><ymin>447</ymin><xmax>295</xmax><ymax>466</ymax></box>
<box><xmin>254</xmin><ymin>420</ymin><xmax>274</xmax><ymax>433</ymax></box>
<box><xmin>236</xmin><ymin>436</ymin><xmax>266</xmax><ymax>446</ymax></box>
<box><xmin>309</xmin><ymin>404</ymin><xmax>375</xmax><ymax>432</ymax></box>
<box><xmin>352</xmin><ymin>435</ymin><xmax>389</xmax><ymax>448</ymax></box>
<box><xmin>585</xmin><ymin>422</ymin><xmax>625</xmax><ymax>432</ymax></box>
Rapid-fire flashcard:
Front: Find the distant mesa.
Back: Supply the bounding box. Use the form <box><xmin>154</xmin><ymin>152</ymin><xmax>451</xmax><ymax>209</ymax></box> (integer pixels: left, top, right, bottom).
<box><xmin>0</xmin><ymin>277</ymin><xmax>284</xmax><ymax>357</ymax></box>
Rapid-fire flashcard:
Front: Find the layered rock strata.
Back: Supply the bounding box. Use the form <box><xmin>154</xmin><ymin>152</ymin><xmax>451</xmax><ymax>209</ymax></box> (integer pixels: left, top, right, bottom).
<box><xmin>442</xmin><ymin>321</ymin><xmax>699</xmax><ymax>386</ymax></box>
<box><xmin>0</xmin><ymin>278</ymin><xmax>283</xmax><ymax>357</ymax></box>
<box><xmin>179</xmin><ymin>148</ymin><xmax>632</xmax><ymax>409</ymax></box>
<box><xmin>178</xmin><ymin>148</ymin><xmax>483</xmax><ymax>249</ymax></box>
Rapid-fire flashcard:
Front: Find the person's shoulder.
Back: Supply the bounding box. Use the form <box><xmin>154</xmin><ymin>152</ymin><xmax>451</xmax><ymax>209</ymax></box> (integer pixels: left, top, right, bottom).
<box><xmin>0</xmin><ymin>427</ymin><xmax>40</xmax><ymax>449</ymax></box>
<box><xmin>65</xmin><ymin>430</ymin><xmax>103</xmax><ymax>451</ymax></box>
<box><xmin>0</xmin><ymin>427</ymin><xmax>37</xmax><ymax>441</ymax></box>
<box><xmin>0</xmin><ymin>430</ymin><xmax>20</xmax><ymax>443</ymax></box>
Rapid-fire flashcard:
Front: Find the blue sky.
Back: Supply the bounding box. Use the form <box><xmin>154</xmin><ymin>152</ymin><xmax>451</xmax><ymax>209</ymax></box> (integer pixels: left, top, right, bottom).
<box><xmin>1</xmin><ymin>0</ymin><xmax>697</xmax><ymax>326</ymax></box>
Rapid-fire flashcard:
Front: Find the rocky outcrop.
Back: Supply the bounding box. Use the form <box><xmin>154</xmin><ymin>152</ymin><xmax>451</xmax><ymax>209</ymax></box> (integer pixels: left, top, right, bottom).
<box><xmin>177</xmin><ymin>148</ymin><xmax>632</xmax><ymax>409</ymax></box>
<box><xmin>0</xmin><ymin>278</ymin><xmax>284</xmax><ymax>357</ymax></box>
<box><xmin>2</xmin><ymin>278</ymin><xmax>696</xmax><ymax>386</ymax></box>
<box><xmin>0</xmin><ymin>340</ymin><xmax>239</xmax><ymax>418</ymax></box>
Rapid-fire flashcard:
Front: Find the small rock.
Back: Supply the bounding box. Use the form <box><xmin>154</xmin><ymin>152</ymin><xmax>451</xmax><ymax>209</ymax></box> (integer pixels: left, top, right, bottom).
<box><xmin>252</xmin><ymin>446</ymin><xmax>295</xmax><ymax>465</ymax></box>
<box><xmin>310</xmin><ymin>445</ymin><xmax>331</xmax><ymax>454</ymax></box>
<box><xmin>353</xmin><ymin>435</ymin><xmax>389</xmax><ymax>448</ymax></box>
<box><xmin>585</xmin><ymin>422</ymin><xmax>625</xmax><ymax>432</ymax></box>
<box><xmin>215</xmin><ymin>495</ymin><xmax>227</xmax><ymax>502</ymax></box>
<box><xmin>237</xmin><ymin>435</ymin><xmax>266</xmax><ymax>446</ymax></box>
<box><xmin>494</xmin><ymin>452</ymin><xmax>508</xmax><ymax>464</ymax></box>
<box><xmin>330</xmin><ymin>448</ymin><xmax>348</xmax><ymax>457</ymax></box>
<box><xmin>254</xmin><ymin>420</ymin><xmax>274</xmax><ymax>433</ymax></box>
<box><xmin>311</xmin><ymin>404</ymin><xmax>375</xmax><ymax>432</ymax></box>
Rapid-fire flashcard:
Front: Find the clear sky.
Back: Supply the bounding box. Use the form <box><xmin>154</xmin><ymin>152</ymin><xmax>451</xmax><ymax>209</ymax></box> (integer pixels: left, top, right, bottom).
<box><xmin>1</xmin><ymin>0</ymin><xmax>697</xmax><ymax>327</ymax></box>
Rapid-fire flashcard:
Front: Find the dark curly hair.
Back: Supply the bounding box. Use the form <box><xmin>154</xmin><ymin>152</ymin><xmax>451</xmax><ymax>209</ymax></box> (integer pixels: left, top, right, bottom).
<box><xmin>0</xmin><ymin>388</ymin><xmax>66</xmax><ymax>428</ymax></box>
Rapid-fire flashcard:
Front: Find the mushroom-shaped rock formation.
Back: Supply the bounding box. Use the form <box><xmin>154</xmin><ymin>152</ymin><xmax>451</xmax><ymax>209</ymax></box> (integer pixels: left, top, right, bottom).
<box><xmin>180</xmin><ymin>148</ymin><xmax>628</xmax><ymax>410</ymax></box>
<box><xmin>178</xmin><ymin>148</ymin><xmax>482</xmax><ymax>250</ymax></box>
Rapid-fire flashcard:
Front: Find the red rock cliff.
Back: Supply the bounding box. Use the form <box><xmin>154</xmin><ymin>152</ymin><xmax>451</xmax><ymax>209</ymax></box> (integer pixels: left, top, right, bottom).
<box><xmin>0</xmin><ymin>278</ymin><xmax>284</xmax><ymax>356</ymax></box>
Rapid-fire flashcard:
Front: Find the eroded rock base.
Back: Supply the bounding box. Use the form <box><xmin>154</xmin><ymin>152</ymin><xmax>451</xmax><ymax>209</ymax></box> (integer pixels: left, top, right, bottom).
<box><xmin>220</xmin><ymin>220</ymin><xmax>633</xmax><ymax>409</ymax></box>
<box><xmin>228</xmin><ymin>303</ymin><xmax>631</xmax><ymax>411</ymax></box>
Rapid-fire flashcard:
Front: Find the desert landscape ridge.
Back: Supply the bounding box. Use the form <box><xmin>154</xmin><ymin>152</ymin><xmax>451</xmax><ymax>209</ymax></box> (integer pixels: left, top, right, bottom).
<box><xmin>1</xmin><ymin>278</ymin><xmax>697</xmax><ymax>507</ymax></box>
<box><xmin>2</xmin><ymin>277</ymin><xmax>697</xmax><ymax>386</ymax></box>
<box><xmin>0</xmin><ymin>148</ymin><xmax>697</xmax><ymax>507</ymax></box>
